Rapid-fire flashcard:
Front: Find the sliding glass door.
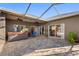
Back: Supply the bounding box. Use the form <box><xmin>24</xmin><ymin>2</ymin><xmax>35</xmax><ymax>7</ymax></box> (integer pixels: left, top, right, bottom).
<box><xmin>48</xmin><ymin>24</ymin><xmax>65</xmax><ymax>39</ymax></box>
<box><xmin>39</xmin><ymin>26</ymin><xmax>45</xmax><ymax>35</ymax></box>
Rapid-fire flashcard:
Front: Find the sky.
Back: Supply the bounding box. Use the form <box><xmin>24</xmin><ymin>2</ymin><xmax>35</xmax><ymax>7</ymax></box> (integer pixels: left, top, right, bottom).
<box><xmin>0</xmin><ymin>3</ymin><xmax>79</xmax><ymax>20</ymax></box>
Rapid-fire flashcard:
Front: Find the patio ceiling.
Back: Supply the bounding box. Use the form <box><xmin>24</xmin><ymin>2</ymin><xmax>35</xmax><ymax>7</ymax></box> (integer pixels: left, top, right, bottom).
<box><xmin>0</xmin><ymin>9</ymin><xmax>46</xmax><ymax>24</ymax></box>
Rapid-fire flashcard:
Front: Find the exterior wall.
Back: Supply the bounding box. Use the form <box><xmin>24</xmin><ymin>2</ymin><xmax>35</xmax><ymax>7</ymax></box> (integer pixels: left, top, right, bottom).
<box><xmin>6</xmin><ymin>19</ymin><xmax>36</xmax><ymax>32</ymax></box>
<box><xmin>0</xmin><ymin>17</ymin><xmax>6</xmax><ymax>40</ymax></box>
<box><xmin>6</xmin><ymin>19</ymin><xmax>40</xmax><ymax>41</ymax></box>
<box><xmin>44</xmin><ymin>15</ymin><xmax>79</xmax><ymax>40</ymax></box>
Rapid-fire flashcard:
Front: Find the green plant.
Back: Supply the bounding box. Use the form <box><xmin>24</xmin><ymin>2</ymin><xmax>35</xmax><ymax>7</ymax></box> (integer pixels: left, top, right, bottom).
<box><xmin>68</xmin><ymin>32</ymin><xmax>77</xmax><ymax>44</ymax></box>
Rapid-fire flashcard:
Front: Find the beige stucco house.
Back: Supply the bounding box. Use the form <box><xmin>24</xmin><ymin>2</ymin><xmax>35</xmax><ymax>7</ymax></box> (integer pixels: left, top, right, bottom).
<box><xmin>0</xmin><ymin>9</ymin><xmax>79</xmax><ymax>42</ymax></box>
<box><xmin>44</xmin><ymin>11</ymin><xmax>79</xmax><ymax>41</ymax></box>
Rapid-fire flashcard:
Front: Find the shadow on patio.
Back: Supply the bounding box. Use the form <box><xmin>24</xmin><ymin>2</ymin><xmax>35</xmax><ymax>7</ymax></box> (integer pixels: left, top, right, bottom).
<box><xmin>46</xmin><ymin>50</ymin><xmax>79</xmax><ymax>56</ymax></box>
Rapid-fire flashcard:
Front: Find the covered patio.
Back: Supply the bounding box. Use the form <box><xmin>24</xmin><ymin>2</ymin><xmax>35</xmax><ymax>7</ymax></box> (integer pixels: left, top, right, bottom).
<box><xmin>0</xmin><ymin>9</ymin><xmax>46</xmax><ymax>41</ymax></box>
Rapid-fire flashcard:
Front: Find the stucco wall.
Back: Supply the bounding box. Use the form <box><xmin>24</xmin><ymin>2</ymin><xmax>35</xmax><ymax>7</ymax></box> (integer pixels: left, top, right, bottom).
<box><xmin>44</xmin><ymin>15</ymin><xmax>79</xmax><ymax>40</ymax></box>
<box><xmin>6</xmin><ymin>20</ymin><xmax>36</xmax><ymax>32</ymax></box>
<box><xmin>0</xmin><ymin>17</ymin><xmax>6</xmax><ymax>40</ymax></box>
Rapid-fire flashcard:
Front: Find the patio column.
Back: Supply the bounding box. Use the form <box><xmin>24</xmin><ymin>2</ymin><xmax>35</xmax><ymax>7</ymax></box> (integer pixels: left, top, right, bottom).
<box><xmin>0</xmin><ymin>17</ymin><xmax>6</xmax><ymax>40</ymax></box>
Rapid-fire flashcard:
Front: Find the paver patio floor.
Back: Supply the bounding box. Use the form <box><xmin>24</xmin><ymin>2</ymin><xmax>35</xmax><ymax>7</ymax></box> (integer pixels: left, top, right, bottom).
<box><xmin>0</xmin><ymin>36</ymin><xmax>79</xmax><ymax>56</ymax></box>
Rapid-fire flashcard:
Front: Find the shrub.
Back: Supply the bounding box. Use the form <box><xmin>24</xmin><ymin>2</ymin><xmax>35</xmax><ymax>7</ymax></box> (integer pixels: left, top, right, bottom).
<box><xmin>68</xmin><ymin>32</ymin><xmax>77</xmax><ymax>44</ymax></box>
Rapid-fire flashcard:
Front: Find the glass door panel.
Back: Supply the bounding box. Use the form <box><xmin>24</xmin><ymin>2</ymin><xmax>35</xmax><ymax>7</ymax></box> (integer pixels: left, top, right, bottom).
<box><xmin>48</xmin><ymin>24</ymin><xmax>65</xmax><ymax>39</ymax></box>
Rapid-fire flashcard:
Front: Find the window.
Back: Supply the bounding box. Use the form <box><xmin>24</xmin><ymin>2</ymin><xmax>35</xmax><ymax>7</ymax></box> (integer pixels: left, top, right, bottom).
<box><xmin>48</xmin><ymin>24</ymin><xmax>65</xmax><ymax>39</ymax></box>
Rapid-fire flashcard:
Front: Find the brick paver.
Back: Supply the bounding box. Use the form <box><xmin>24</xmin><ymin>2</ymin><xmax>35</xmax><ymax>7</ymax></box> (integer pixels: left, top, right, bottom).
<box><xmin>0</xmin><ymin>36</ymin><xmax>79</xmax><ymax>56</ymax></box>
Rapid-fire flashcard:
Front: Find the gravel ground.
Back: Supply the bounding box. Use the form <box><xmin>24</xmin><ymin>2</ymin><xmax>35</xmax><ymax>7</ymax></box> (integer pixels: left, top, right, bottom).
<box><xmin>0</xmin><ymin>36</ymin><xmax>79</xmax><ymax>56</ymax></box>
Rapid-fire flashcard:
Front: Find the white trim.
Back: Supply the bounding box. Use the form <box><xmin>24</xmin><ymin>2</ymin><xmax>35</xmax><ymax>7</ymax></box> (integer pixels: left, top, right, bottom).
<box><xmin>47</xmin><ymin>25</ymin><xmax>50</xmax><ymax>38</ymax></box>
<box><xmin>60</xmin><ymin>23</ymin><xmax>65</xmax><ymax>39</ymax></box>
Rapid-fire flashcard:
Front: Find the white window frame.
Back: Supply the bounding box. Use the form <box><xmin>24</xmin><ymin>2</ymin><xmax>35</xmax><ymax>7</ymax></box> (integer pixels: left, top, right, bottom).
<box><xmin>48</xmin><ymin>23</ymin><xmax>65</xmax><ymax>39</ymax></box>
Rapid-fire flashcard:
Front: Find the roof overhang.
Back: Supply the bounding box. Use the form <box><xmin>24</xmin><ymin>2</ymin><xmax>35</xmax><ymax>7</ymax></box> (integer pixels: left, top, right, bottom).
<box><xmin>0</xmin><ymin>9</ymin><xmax>47</xmax><ymax>24</ymax></box>
<box><xmin>47</xmin><ymin>11</ymin><xmax>79</xmax><ymax>22</ymax></box>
